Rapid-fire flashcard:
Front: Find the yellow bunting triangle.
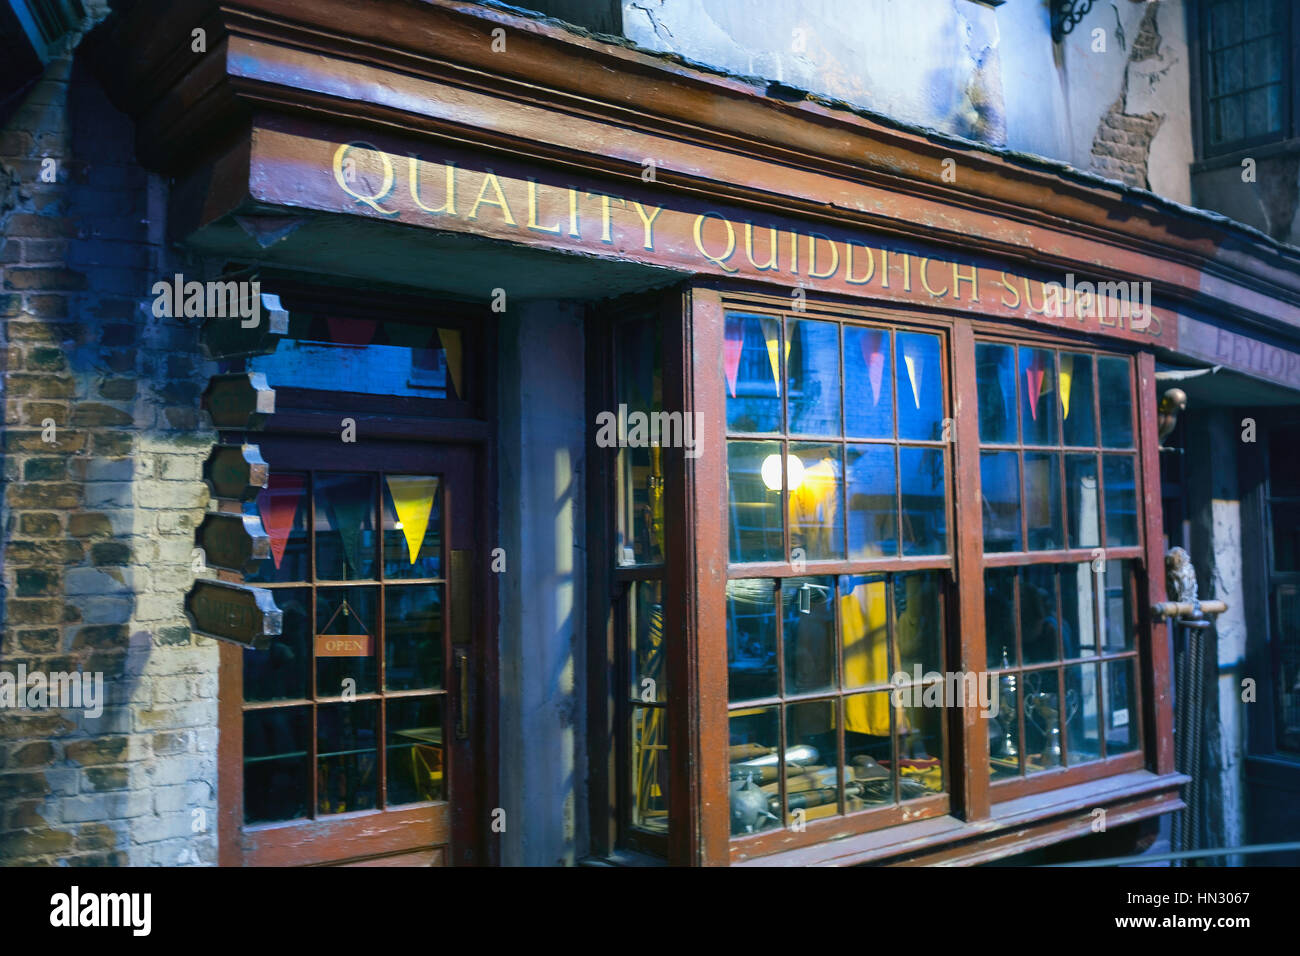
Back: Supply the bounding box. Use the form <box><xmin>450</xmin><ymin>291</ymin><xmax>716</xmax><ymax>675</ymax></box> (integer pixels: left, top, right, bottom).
<box><xmin>903</xmin><ymin>352</ymin><xmax>922</xmax><ymax>409</ymax></box>
<box><xmin>438</xmin><ymin>328</ymin><xmax>463</xmax><ymax>399</ymax></box>
<box><xmin>386</xmin><ymin>475</ymin><xmax>439</xmax><ymax>564</ymax></box>
<box><xmin>1059</xmin><ymin>353</ymin><xmax>1073</xmax><ymax>420</ymax></box>
<box><xmin>760</xmin><ymin>317</ymin><xmax>781</xmax><ymax>390</ymax></box>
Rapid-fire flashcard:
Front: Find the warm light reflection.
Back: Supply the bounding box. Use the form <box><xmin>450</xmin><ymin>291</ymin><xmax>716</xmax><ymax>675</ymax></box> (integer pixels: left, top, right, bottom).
<box><xmin>761</xmin><ymin>453</ymin><xmax>804</xmax><ymax>492</ymax></box>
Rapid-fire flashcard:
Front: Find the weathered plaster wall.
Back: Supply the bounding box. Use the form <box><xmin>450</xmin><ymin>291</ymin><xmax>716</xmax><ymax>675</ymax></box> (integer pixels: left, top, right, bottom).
<box><xmin>497</xmin><ymin>300</ymin><xmax>588</xmax><ymax>866</ymax></box>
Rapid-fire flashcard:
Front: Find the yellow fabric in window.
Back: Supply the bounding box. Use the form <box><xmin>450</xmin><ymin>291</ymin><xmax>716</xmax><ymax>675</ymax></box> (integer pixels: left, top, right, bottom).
<box><xmin>789</xmin><ymin>455</ymin><xmax>840</xmax><ymax>556</ymax></box>
<box><xmin>841</xmin><ymin>580</ymin><xmax>890</xmax><ymax>736</ymax></box>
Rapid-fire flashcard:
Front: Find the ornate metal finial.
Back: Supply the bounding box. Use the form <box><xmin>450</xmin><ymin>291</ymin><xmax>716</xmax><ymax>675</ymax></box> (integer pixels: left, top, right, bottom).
<box><xmin>1052</xmin><ymin>1</ymin><xmax>1099</xmax><ymax>43</ymax></box>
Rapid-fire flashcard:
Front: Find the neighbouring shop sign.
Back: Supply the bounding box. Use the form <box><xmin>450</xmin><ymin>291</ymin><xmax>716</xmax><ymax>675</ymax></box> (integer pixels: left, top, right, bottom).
<box><xmin>201</xmin><ymin>372</ymin><xmax>276</xmax><ymax>430</ymax></box>
<box><xmin>184</xmin><ymin>579</ymin><xmax>283</xmax><ymax>649</ymax></box>
<box><xmin>203</xmin><ymin>444</ymin><xmax>270</xmax><ymax>501</ymax></box>
<box><xmin>246</xmin><ymin>127</ymin><xmax>1176</xmax><ymax>348</ymax></box>
<box><xmin>199</xmin><ymin>307</ymin><xmax>289</xmax><ymax>360</ymax></box>
<box><xmin>196</xmin><ymin>512</ymin><xmax>271</xmax><ymax>574</ymax></box>
<box><xmin>1178</xmin><ymin>314</ymin><xmax>1300</xmax><ymax>392</ymax></box>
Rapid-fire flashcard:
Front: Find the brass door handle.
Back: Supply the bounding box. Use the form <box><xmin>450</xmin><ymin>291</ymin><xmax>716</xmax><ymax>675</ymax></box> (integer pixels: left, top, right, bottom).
<box><xmin>455</xmin><ymin>650</ymin><xmax>470</xmax><ymax>740</ymax></box>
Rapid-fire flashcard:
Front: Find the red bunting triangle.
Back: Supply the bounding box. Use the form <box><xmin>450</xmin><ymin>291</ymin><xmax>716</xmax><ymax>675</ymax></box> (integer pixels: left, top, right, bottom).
<box><xmin>257</xmin><ymin>473</ymin><xmax>305</xmax><ymax>569</ymax></box>
<box><xmin>326</xmin><ymin>316</ymin><xmax>377</xmax><ymax>346</ymax></box>
<box><xmin>1025</xmin><ymin>365</ymin><xmax>1046</xmax><ymax>422</ymax></box>
<box><xmin>724</xmin><ymin>316</ymin><xmax>743</xmax><ymax>398</ymax></box>
<box><xmin>860</xmin><ymin>330</ymin><xmax>886</xmax><ymax>406</ymax></box>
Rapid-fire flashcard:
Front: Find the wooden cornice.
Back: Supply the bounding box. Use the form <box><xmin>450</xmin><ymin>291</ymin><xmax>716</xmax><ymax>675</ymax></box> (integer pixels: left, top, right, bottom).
<box><xmin>94</xmin><ymin>0</ymin><xmax>1300</xmax><ymax>339</ymax></box>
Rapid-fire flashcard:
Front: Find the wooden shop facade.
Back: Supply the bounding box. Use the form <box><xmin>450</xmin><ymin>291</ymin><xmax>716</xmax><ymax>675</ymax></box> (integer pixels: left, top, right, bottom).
<box><xmin>94</xmin><ymin>0</ymin><xmax>1300</xmax><ymax>866</ymax></box>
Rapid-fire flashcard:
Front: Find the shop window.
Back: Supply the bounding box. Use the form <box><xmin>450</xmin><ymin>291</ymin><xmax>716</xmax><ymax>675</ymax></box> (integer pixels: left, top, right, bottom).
<box><xmin>724</xmin><ymin>312</ymin><xmax>952</xmax><ymax>840</ymax></box>
<box><xmin>1199</xmin><ymin>0</ymin><xmax>1293</xmax><ymax>155</ymax></box>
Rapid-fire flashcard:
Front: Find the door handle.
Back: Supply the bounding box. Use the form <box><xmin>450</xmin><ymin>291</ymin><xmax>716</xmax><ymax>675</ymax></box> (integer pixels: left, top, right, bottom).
<box><xmin>455</xmin><ymin>649</ymin><xmax>470</xmax><ymax>740</ymax></box>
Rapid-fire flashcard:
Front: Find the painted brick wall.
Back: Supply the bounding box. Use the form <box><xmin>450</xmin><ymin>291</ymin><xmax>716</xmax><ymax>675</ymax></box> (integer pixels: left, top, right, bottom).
<box><xmin>0</xmin><ymin>9</ymin><xmax>219</xmax><ymax>866</ymax></box>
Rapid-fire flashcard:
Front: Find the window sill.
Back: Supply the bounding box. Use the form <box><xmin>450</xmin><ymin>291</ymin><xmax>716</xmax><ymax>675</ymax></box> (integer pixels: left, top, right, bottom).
<box><xmin>1192</xmin><ymin>138</ymin><xmax>1300</xmax><ymax>174</ymax></box>
<box><xmin>732</xmin><ymin>770</ymin><xmax>1187</xmax><ymax>867</ymax></box>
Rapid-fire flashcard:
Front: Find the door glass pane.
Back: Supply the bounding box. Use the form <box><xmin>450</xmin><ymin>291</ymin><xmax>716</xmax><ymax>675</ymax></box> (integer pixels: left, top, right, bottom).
<box><xmin>1065</xmin><ymin>453</ymin><xmax>1101</xmax><ymax>549</ymax></box>
<box><xmin>1059</xmin><ymin>353</ymin><xmax>1096</xmax><ymax>447</ymax></box>
<box><xmin>615</xmin><ymin>316</ymin><xmax>665</xmax><ymax>565</ymax></box>
<box><xmin>1019</xmin><ymin>346</ymin><xmax>1058</xmax><ymax>446</ymax></box>
<box><xmin>248</xmin><ymin>472</ymin><xmax>309</xmax><ymax>583</ymax></box>
<box><xmin>384</xmin><ymin>584</ymin><xmax>443</xmax><ymax>691</ymax></box>
<box><xmin>787</xmin><ymin>318</ymin><xmax>841</xmax><ymax>436</ymax></box>
<box><xmin>727</xmin><ymin>440</ymin><xmax>783</xmax><ymax>563</ymax></box>
<box><xmin>785</xmin><ymin>700</ymin><xmax>840</xmax><ymax>823</ymax></box>
<box><xmin>727</xmin><ymin>579</ymin><xmax>777</xmax><ymax>702</ymax></box>
<box><xmin>1103</xmin><ymin>454</ymin><xmax>1139</xmax><ymax>546</ymax></box>
<box><xmin>1060</xmin><ymin>562</ymin><xmax>1097</xmax><ymax>658</ymax></box>
<box><xmin>789</xmin><ymin>442</ymin><xmax>844</xmax><ymax>560</ymax></box>
<box><xmin>317</xmin><ymin>700</ymin><xmax>378</xmax><ymax>815</ymax></box>
<box><xmin>841</xmin><ymin>575</ymin><xmax>889</xmax><ymax>690</ymax></box>
<box><xmin>981</xmin><ymin>451</ymin><xmax>1021</xmax><ymax>552</ymax></box>
<box><xmin>899</xmin><ymin>446</ymin><xmax>946</xmax><ymax>555</ymax></box>
<box><xmin>1024</xmin><ymin>452</ymin><xmax>1063</xmax><ymax>550</ymax></box>
<box><xmin>783</xmin><ymin>577</ymin><xmax>837</xmax><ymax>696</ymax></box>
<box><xmin>1097</xmin><ymin>357</ymin><xmax>1134</xmax><ymax>448</ymax></box>
<box><xmin>844</xmin><ymin>326</ymin><xmax>893</xmax><ymax>438</ymax></box>
<box><xmin>315</xmin><ymin>473</ymin><xmax>377</xmax><ymax>580</ymax></box>
<box><xmin>976</xmin><ymin>342</ymin><xmax>1017</xmax><ymax>443</ymax></box>
<box><xmin>631</xmin><ymin>705</ymin><xmax>669</xmax><ymax>832</ymax></box>
<box><xmin>244</xmin><ymin>587</ymin><xmax>311</xmax><ymax>702</ymax></box>
<box><xmin>725</xmin><ymin>313</ymin><xmax>781</xmax><ymax>433</ymax></box>
<box><xmin>387</xmin><ymin>697</ymin><xmax>444</xmax><ymax>805</ymax></box>
<box><xmin>382</xmin><ymin>475</ymin><xmax>441</xmax><ymax>578</ymax></box>
<box><xmin>985</xmin><ymin>567</ymin><xmax>1019</xmax><ymax>669</ymax></box>
<box><xmin>631</xmin><ymin>580</ymin><xmax>666</xmax><ymax>702</ymax></box>
<box><xmin>316</xmin><ymin>586</ymin><xmax>378</xmax><ymax>696</ymax></box>
<box><xmin>244</xmin><ymin>706</ymin><xmax>310</xmax><ymax>824</ymax></box>
<box><xmin>846</xmin><ymin>444</ymin><xmax>897</xmax><ymax>559</ymax></box>
<box><xmin>1100</xmin><ymin>559</ymin><xmax>1136</xmax><ymax>651</ymax></box>
<box><xmin>895</xmin><ymin>332</ymin><xmax>943</xmax><ymax>441</ymax></box>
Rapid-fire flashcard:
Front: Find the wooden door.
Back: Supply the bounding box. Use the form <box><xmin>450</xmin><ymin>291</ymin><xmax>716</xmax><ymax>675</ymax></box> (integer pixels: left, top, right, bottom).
<box><xmin>218</xmin><ymin>436</ymin><xmax>485</xmax><ymax>866</ymax></box>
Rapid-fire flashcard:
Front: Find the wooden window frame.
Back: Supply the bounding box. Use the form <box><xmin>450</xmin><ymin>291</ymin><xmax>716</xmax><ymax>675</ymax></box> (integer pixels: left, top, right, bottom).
<box><xmin>587</xmin><ymin>283</ymin><xmax>1174</xmax><ymax>865</ymax></box>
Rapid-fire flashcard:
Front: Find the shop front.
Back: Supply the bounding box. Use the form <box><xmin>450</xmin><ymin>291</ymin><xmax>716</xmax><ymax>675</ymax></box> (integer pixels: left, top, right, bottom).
<box><xmin>90</xmin><ymin>0</ymin><xmax>1300</xmax><ymax>866</ymax></box>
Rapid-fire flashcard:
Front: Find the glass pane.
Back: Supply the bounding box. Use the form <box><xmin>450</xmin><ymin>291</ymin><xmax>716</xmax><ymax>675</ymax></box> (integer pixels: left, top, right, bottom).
<box><xmin>243</xmin><ymin>587</ymin><xmax>311</xmax><ymax>702</ymax></box>
<box><xmin>1212</xmin><ymin>94</ymin><xmax>1245</xmax><ymax>145</ymax></box>
<box><xmin>1268</xmin><ymin>424</ymin><xmax>1300</xmax><ymax>495</ymax></box>
<box><xmin>844</xmin><ymin>326</ymin><xmax>893</xmax><ymax>438</ymax></box>
<box><xmin>728</xmin><ymin>707</ymin><xmax>781</xmax><ymax>835</ymax></box>
<box><xmin>1023</xmin><ymin>668</ymin><xmax>1064</xmax><ymax>773</ymax></box>
<box><xmin>382</xmin><ymin>475</ymin><xmax>441</xmax><ymax>578</ymax></box>
<box><xmin>1213</xmin><ymin>46</ymin><xmax>1244</xmax><ymax>96</ymax></box>
<box><xmin>789</xmin><ymin>443</ymin><xmax>844</xmax><ymax>560</ymax></box>
<box><xmin>384</xmin><ymin>584</ymin><xmax>442</xmax><ymax>691</ymax></box>
<box><xmin>1103</xmin><ymin>454</ymin><xmax>1139</xmax><ymax>546</ymax></box>
<box><xmin>895</xmin><ymin>332</ymin><xmax>943</xmax><ymax>441</ymax></box>
<box><xmin>984</xmin><ymin>567</ymin><xmax>1019</xmax><ymax>669</ymax></box>
<box><xmin>386</xmin><ymin>696</ymin><xmax>444</xmax><ymax>805</ymax></box>
<box><xmin>1060</xmin><ymin>562</ymin><xmax>1097</xmax><ymax>657</ymax></box>
<box><xmin>981</xmin><ymin>451</ymin><xmax>1021</xmax><ymax>552</ymax></box>
<box><xmin>631</xmin><ymin>705</ymin><xmax>669</xmax><ymax>832</ymax></box>
<box><xmin>989</xmin><ymin>667</ymin><xmax>1022</xmax><ymax>778</ymax></box>
<box><xmin>248</xmin><ymin>472</ymin><xmax>310</xmax><ymax>583</ymax></box>
<box><xmin>786</xmin><ymin>318</ymin><xmax>841</xmax><ymax>435</ymax></box>
<box><xmin>1019</xmin><ymin>347</ymin><xmax>1058</xmax><ymax>446</ymax></box>
<box><xmin>896</xmin><ymin>700</ymin><xmax>944</xmax><ymax>799</ymax></box>
<box><xmin>1065</xmin><ymin>453</ymin><xmax>1101</xmax><ymax>549</ymax></box>
<box><xmin>782</xmin><ymin>576</ymin><xmax>837</xmax><ymax>696</ymax></box>
<box><xmin>317</xmin><ymin>701</ymin><xmax>378</xmax><ymax>815</ymax></box>
<box><xmin>899</xmin><ymin>446</ymin><xmax>947</xmax><ymax>555</ymax></box>
<box><xmin>631</xmin><ymin>580</ymin><xmax>666</xmax><ymax>702</ymax></box>
<box><xmin>725</xmin><ymin>313</ymin><xmax>781</xmax><ymax>433</ymax></box>
<box><xmin>1059</xmin><ymin>353</ymin><xmax>1096</xmax><ymax>447</ymax></box>
<box><xmin>314</xmin><ymin>472</ymin><xmax>377</xmax><ymax>581</ymax></box>
<box><xmin>727</xmin><ymin>579</ymin><xmax>777</xmax><ymax>702</ymax></box>
<box><xmin>846</xmin><ymin>443</ymin><xmax>897</xmax><ymax>559</ymax></box>
<box><xmin>1024</xmin><ymin>452</ymin><xmax>1063</xmax><ymax>550</ymax></box>
<box><xmin>727</xmin><ymin>440</ymin><xmax>783</xmax><ymax>563</ymax></box>
<box><xmin>1065</xmin><ymin>663</ymin><xmax>1102</xmax><ymax>765</ymax></box>
<box><xmin>976</xmin><ymin>342</ymin><xmax>1017</xmax><ymax>443</ymax></box>
<box><xmin>1273</xmin><ymin>586</ymin><xmax>1299</xmax><ymax>752</ymax></box>
<box><xmin>316</xmin><ymin>586</ymin><xmax>378</xmax><ymax>696</ymax></box>
<box><xmin>1273</xmin><ymin>501</ymin><xmax>1300</xmax><ymax>572</ymax></box>
<box><xmin>1097</xmin><ymin>357</ymin><xmax>1134</xmax><ymax>448</ymax></box>
<box><xmin>841</xmin><ymin>575</ymin><xmax>889</xmax><ymax>690</ymax></box>
<box><xmin>895</xmin><ymin>572</ymin><xmax>943</xmax><ymax>678</ymax></box>
<box><xmin>785</xmin><ymin>699</ymin><xmax>840</xmax><ymax>823</ymax></box>
<box><xmin>1100</xmin><ymin>558</ymin><xmax>1136</xmax><ymax>651</ymax></box>
<box><xmin>244</xmin><ymin>706</ymin><xmax>310</xmax><ymax>824</ymax></box>
<box><xmin>616</xmin><ymin>317</ymin><xmax>665</xmax><ymax>565</ymax></box>
<box><xmin>1021</xmin><ymin>564</ymin><xmax>1061</xmax><ymax>664</ymax></box>
<box><xmin>1210</xmin><ymin>0</ymin><xmax>1242</xmax><ymax>46</ymax></box>
<box><xmin>1104</xmin><ymin>659</ymin><xmax>1139</xmax><ymax>754</ymax></box>
<box><xmin>845</xmin><ymin>691</ymin><xmax>895</xmax><ymax>806</ymax></box>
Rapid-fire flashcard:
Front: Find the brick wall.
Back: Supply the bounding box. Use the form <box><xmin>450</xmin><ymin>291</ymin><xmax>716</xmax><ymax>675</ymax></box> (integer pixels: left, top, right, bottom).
<box><xmin>0</xmin><ymin>9</ymin><xmax>219</xmax><ymax>865</ymax></box>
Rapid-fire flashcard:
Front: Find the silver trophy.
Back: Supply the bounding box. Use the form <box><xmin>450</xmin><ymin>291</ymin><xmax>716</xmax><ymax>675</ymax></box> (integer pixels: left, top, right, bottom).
<box><xmin>1024</xmin><ymin>687</ymin><xmax>1080</xmax><ymax>768</ymax></box>
<box><xmin>991</xmin><ymin>647</ymin><xmax>1018</xmax><ymax>760</ymax></box>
